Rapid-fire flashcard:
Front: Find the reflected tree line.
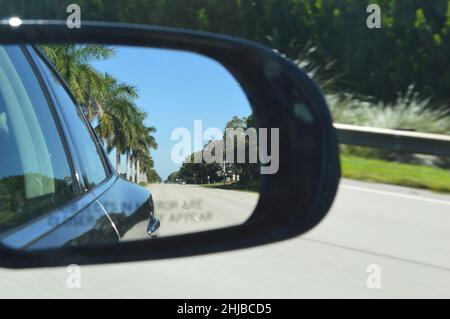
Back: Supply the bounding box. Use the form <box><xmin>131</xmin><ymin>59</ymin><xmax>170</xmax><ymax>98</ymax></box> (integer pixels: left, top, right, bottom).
<box><xmin>167</xmin><ymin>115</ymin><xmax>260</xmax><ymax>190</ymax></box>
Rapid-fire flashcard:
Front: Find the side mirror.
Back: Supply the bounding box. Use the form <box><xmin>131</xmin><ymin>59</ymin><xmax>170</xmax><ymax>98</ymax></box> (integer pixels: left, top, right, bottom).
<box><xmin>0</xmin><ymin>21</ymin><xmax>339</xmax><ymax>268</ymax></box>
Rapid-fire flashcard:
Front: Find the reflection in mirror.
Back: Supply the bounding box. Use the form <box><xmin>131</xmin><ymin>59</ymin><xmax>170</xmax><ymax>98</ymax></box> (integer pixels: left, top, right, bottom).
<box><xmin>0</xmin><ymin>44</ymin><xmax>281</xmax><ymax>250</ymax></box>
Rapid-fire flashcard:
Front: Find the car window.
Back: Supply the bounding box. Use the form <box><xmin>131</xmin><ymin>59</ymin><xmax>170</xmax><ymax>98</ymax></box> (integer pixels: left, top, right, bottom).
<box><xmin>31</xmin><ymin>48</ymin><xmax>109</xmax><ymax>190</ymax></box>
<box><xmin>0</xmin><ymin>45</ymin><xmax>76</xmax><ymax>234</ymax></box>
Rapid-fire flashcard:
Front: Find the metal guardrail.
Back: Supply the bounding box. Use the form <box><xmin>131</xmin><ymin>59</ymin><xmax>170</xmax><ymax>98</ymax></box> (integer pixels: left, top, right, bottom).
<box><xmin>334</xmin><ymin>123</ymin><xmax>450</xmax><ymax>157</ymax></box>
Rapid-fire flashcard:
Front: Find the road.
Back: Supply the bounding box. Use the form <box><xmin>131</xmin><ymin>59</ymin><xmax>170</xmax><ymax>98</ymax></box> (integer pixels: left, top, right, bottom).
<box><xmin>0</xmin><ymin>179</ymin><xmax>449</xmax><ymax>298</ymax></box>
<box><xmin>123</xmin><ymin>183</ymin><xmax>258</xmax><ymax>240</ymax></box>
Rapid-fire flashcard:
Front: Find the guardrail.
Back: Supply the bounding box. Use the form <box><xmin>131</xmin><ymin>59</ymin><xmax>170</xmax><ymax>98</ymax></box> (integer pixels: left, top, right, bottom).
<box><xmin>334</xmin><ymin>123</ymin><xmax>450</xmax><ymax>157</ymax></box>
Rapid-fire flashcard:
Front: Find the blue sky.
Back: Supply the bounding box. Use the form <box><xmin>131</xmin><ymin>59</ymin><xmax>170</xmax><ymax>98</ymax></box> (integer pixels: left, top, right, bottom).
<box><xmin>93</xmin><ymin>46</ymin><xmax>252</xmax><ymax>180</ymax></box>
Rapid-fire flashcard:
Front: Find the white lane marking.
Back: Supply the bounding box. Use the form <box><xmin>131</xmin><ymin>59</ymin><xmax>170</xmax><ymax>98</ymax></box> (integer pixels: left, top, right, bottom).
<box><xmin>341</xmin><ymin>185</ymin><xmax>450</xmax><ymax>206</ymax></box>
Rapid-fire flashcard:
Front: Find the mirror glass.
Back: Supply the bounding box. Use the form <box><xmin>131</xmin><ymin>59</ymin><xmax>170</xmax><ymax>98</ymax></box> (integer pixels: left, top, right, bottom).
<box><xmin>0</xmin><ymin>44</ymin><xmax>280</xmax><ymax>250</ymax></box>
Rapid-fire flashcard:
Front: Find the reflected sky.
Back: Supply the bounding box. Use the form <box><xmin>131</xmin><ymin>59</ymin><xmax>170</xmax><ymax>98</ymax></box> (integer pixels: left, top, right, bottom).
<box><xmin>92</xmin><ymin>46</ymin><xmax>252</xmax><ymax>180</ymax></box>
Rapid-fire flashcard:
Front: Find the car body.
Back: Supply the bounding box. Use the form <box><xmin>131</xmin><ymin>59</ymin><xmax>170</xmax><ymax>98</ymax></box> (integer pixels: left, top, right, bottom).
<box><xmin>0</xmin><ymin>44</ymin><xmax>159</xmax><ymax>250</ymax></box>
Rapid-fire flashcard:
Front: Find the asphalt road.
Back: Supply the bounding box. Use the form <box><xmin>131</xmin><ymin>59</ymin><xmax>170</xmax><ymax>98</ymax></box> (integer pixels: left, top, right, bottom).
<box><xmin>0</xmin><ymin>179</ymin><xmax>449</xmax><ymax>298</ymax></box>
<box><xmin>123</xmin><ymin>183</ymin><xmax>258</xmax><ymax>240</ymax></box>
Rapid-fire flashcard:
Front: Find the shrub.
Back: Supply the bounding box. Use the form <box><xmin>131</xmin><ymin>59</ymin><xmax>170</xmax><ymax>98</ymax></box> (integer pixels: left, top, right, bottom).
<box><xmin>327</xmin><ymin>87</ymin><xmax>449</xmax><ymax>166</ymax></box>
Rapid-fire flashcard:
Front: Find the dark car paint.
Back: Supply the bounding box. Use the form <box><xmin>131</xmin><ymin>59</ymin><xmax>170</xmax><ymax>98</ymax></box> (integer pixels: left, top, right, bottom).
<box><xmin>0</xmin><ymin>45</ymin><xmax>155</xmax><ymax>250</ymax></box>
<box><xmin>26</xmin><ymin>199</ymin><xmax>119</xmax><ymax>250</ymax></box>
<box><xmin>28</xmin><ymin>177</ymin><xmax>154</xmax><ymax>250</ymax></box>
<box><xmin>93</xmin><ymin>177</ymin><xmax>155</xmax><ymax>238</ymax></box>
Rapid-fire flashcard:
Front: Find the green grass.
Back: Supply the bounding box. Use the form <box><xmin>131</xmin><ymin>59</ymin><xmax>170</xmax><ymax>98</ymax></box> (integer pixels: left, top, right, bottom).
<box><xmin>200</xmin><ymin>156</ymin><xmax>450</xmax><ymax>193</ymax></box>
<box><xmin>341</xmin><ymin>154</ymin><xmax>450</xmax><ymax>193</ymax></box>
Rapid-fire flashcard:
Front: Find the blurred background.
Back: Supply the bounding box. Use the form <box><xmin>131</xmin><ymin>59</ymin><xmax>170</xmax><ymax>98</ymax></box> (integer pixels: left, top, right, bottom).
<box><xmin>2</xmin><ymin>0</ymin><xmax>449</xmax><ymax>192</ymax></box>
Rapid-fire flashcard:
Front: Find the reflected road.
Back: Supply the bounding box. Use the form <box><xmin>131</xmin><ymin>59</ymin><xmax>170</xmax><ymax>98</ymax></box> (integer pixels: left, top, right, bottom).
<box><xmin>123</xmin><ymin>184</ymin><xmax>259</xmax><ymax>240</ymax></box>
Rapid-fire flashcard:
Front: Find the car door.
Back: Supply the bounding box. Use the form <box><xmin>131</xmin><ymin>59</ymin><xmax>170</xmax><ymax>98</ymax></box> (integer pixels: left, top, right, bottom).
<box><xmin>0</xmin><ymin>44</ymin><xmax>120</xmax><ymax>250</ymax></box>
<box><xmin>25</xmin><ymin>45</ymin><xmax>156</xmax><ymax>244</ymax></box>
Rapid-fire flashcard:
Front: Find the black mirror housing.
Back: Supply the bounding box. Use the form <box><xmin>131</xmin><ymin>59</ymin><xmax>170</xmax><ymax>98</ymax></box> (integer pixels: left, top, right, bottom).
<box><xmin>0</xmin><ymin>21</ymin><xmax>340</xmax><ymax>268</ymax></box>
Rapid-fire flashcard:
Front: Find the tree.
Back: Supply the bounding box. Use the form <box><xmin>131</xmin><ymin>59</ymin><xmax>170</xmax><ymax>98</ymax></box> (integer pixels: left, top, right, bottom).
<box><xmin>41</xmin><ymin>45</ymin><xmax>117</xmax><ymax>120</ymax></box>
<box><xmin>173</xmin><ymin>114</ymin><xmax>260</xmax><ymax>185</ymax></box>
<box><xmin>166</xmin><ymin>171</ymin><xmax>180</xmax><ymax>183</ymax></box>
<box><xmin>41</xmin><ymin>44</ymin><xmax>159</xmax><ymax>183</ymax></box>
<box><xmin>94</xmin><ymin>74</ymin><xmax>139</xmax><ymax>175</ymax></box>
<box><xmin>132</xmin><ymin>125</ymin><xmax>158</xmax><ymax>183</ymax></box>
<box><xmin>16</xmin><ymin>1</ymin><xmax>450</xmax><ymax>107</ymax></box>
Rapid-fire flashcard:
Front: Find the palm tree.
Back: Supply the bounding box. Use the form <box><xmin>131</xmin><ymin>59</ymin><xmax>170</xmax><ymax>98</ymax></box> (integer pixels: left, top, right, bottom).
<box><xmin>42</xmin><ymin>44</ymin><xmax>158</xmax><ymax>181</ymax></box>
<box><xmin>122</xmin><ymin>107</ymin><xmax>142</xmax><ymax>181</ymax></box>
<box><xmin>123</xmin><ymin>108</ymin><xmax>158</xmax><ymax>183</ymax></box>
<box><xmin>97</xmin><ymin>99</ymin><xmax>134</xmax><ymax>176</ymax></box>
<box><xmin>139</xmin><ymin>153</ymin><xmax>158</xmax><ymax>183</ymax></box>
<box><xmin>94</xmin><ymin>74</ymin><xmax>139</xmax><ymax>175</ymax></box>
<box><xmin>41</xmin><ymin>45</ymin><xmax>117</xmax><ymax>120</ymax></box>
<box><xmin>132</xmin><ymin>125</ymin><xmax>158</xmax><ymax>183</ymax></box>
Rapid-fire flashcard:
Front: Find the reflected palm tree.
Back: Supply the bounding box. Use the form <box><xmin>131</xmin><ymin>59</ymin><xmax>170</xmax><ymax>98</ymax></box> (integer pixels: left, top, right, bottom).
<box><xmin>41</xmin><ymin>44</ymin><xmax>159</xmax><ymax>183</ymax></box>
